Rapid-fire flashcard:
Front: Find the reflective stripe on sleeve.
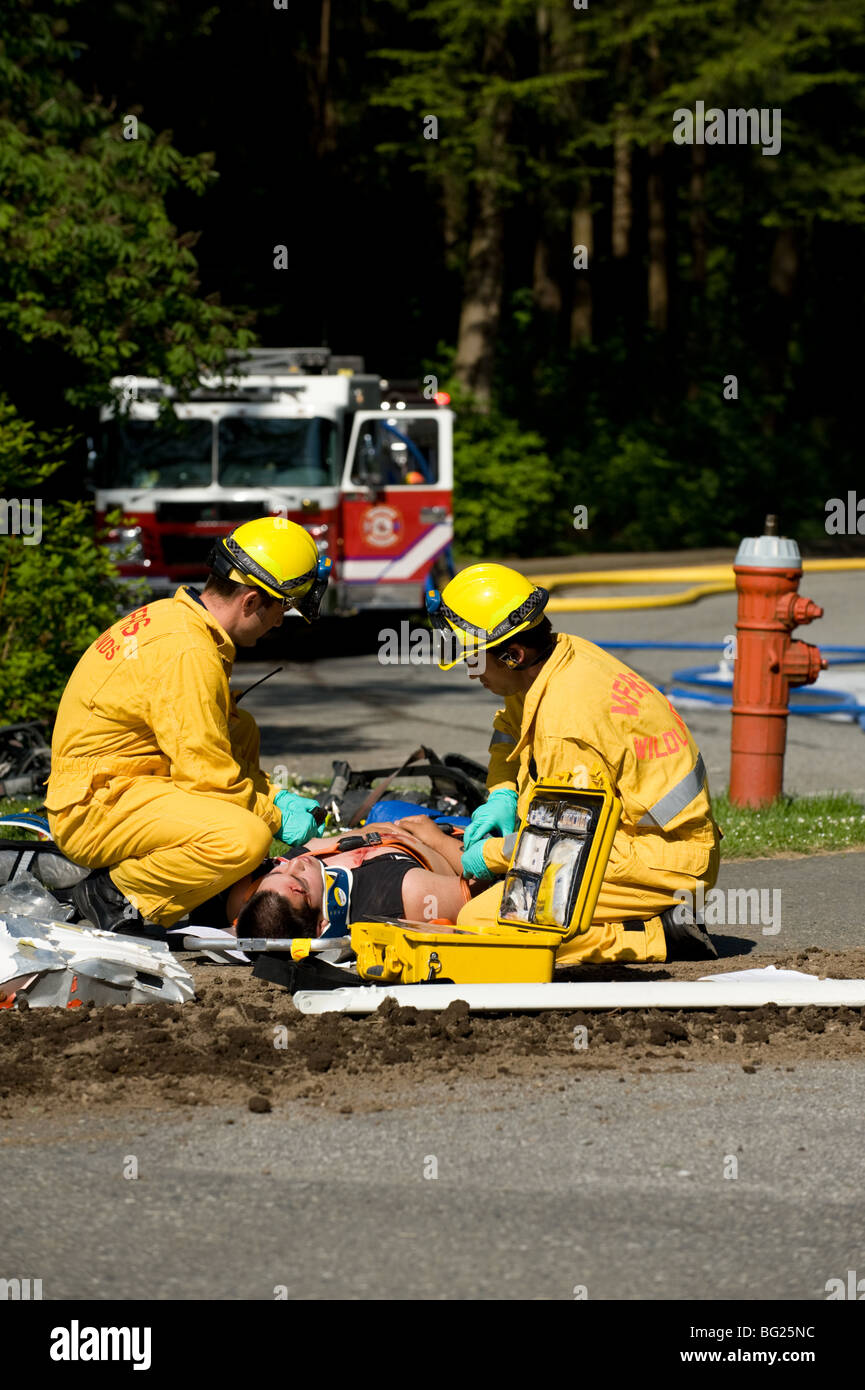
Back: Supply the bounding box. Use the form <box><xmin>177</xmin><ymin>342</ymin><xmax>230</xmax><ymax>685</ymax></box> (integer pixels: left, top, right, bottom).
<box><xmin>489</xmin><ymin>730</ymin><xmax>516</xmax><ymax>747</ymax></box>
<box><xmin>501</xmin><ymin>832</ymin><xmax>518</xmax><ymax>859</ymax></box>
<box><xmin>637</xmin><ymin>753</ymin><xmax>706</xmax><ymax>829</ymax></box>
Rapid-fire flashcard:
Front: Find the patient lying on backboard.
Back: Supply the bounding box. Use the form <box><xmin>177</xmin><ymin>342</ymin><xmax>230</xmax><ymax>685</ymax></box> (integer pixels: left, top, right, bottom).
<box><xmin>224</xmin><ymin>816</ymin><xmax>474</xmax><ymax>940</ymax></box>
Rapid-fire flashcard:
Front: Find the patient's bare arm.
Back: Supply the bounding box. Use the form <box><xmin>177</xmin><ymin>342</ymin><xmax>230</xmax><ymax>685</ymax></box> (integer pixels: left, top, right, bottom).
<box><xmin>400</xmin><ymin>869</ymin><xmax>466</xmax><ymax>926</ymax></box>
<box><xmin>338</xmin><ymin>818</ymin><xmax>461</xmax><ymax>875</ymax></box>
<box><xmin>299</xmin><ymin>836</ymin><xmax>339</xmax><ymax>855</ymax></box>
<box><xmin>386</xmin><ymin>816</ymin><xmax>466</xmax><ymax>874</ymax></box>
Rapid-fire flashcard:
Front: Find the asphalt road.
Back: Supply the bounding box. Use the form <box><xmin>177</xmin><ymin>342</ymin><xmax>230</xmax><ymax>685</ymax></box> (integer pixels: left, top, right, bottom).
<box><xmin>236</xmin><ymin>567</ymin><xmax>865</xmax><ymax>795</ymax></box>
<box><xmin>2</xmin><ymin>1063</ymin><xmax>863</xmax><ymax>1301</ymax></box>
<box><xmin>709</xmin><ymin>851</ymin><xmax>863</xmax><ymax>954</ymax></box>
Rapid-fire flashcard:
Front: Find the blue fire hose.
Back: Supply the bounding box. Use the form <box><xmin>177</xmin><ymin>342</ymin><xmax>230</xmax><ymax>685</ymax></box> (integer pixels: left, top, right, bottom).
<box><xmin>599</xmin><ymin>642</ymin><xmax>865</xmax><ymax>732</ymax></box>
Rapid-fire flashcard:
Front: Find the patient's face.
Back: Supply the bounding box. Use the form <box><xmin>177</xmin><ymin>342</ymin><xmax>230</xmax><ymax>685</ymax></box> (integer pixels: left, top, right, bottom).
<box><xmin>254</xmin><ymin>856</ymin><xmax>325</xmax><ymax>914</ymax></box>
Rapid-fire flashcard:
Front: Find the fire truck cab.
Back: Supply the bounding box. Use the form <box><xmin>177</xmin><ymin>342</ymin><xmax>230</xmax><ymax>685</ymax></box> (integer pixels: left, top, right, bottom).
<box><xmin>89</xmin><ymin>348</ymin><xmax>455</xmax><ymax>612</ymax></box>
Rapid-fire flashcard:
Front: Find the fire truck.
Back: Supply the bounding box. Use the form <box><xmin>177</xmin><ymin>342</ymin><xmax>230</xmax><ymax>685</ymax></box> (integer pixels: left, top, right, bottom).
<box><xmin>88</xmin><ymin>348</ymin><xmax>455</xmax><ymax>612</ymax></box>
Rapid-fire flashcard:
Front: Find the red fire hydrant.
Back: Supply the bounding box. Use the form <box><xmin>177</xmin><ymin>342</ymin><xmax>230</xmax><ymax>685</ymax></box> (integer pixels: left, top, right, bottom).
<box><xmin>729</xmin><ymin>518</ymin><xmax>828</xmax><ymax>808</ymax></box>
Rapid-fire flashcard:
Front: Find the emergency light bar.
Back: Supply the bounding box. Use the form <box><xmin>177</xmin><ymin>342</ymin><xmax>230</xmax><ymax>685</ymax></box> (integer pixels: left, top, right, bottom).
<box><xmin>224</xmin><ymin>349</ymin><xmax>366</xmax><ymax>375</ymax></box>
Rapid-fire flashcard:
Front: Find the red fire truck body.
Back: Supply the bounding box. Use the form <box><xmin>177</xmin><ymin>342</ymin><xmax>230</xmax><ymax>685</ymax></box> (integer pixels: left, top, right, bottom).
<box><xmin>91</xmin><ymin>349</ymin><xmax>454</xmax><ymax>611</ymax></box>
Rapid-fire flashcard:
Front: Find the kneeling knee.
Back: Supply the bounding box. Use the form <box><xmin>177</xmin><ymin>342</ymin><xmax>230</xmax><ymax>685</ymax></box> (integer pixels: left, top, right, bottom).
<box><xmin>231</xmin><ymin>816</ymin><xmax>274</xmax><ymax>875</ymax></box>
<box><xmin>200</xmin><ymin>810</ymin><xmax>273</xmax><ymax>874</ymax></box>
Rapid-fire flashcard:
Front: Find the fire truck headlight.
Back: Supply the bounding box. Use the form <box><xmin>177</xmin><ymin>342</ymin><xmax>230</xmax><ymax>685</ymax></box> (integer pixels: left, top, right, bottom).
<box><xmin>305</xmin><ymin>522</ymin><xmax>330</xmax><ymax>554</ymax></box>
<box><xmin>107</xmin><ymin>525</ymin><xmax>145</xmax><ymax>563</ymax></box>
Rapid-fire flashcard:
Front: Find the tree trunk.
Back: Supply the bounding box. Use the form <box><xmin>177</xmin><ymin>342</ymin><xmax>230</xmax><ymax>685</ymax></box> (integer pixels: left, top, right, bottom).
<box><xmin>570</xmin><ymin>179</ymin><xmax>593</xmax><ymax>345</ymax></box>
<box><xmin>760</xmin><ymin>227</ymin><xmax>798</xmax><ymax>435</ymax></box>
<box><xmin>646</xmin><ymin>36</ymin><xmax>667</xmax><ymax>332</ymax></box>
<box><xmin>453</xmin><ymin>35</ymin><xmax>512</xmax><ymax>409</ymax></box>
<box><xmin>647</xmin><ymin>142</ymin><xmax>667</xmax><ymax>331</ymax></box>
<box><xmin>442</xmin><ymin>171</ymin><xmax>465</xmax><ymax>259</ymax></box>
<box><xmin>611</xmin><ymin>40</ymin><xmax>633</xmax><ymax>260</ymax></box>
<box><xmin>317</xmin><ymin>0</ymin><xmax>335</xmax><ymax>157</ymax></box>
<box><xmin>611</xmin><ymin>122</ymin><xmax>632</xmax><ymax>259</ymax></box>
<box><xmin>685</xmin><ymin>144</ymin><xmax>707</xmax><ymax>400</ymax></box>
<box><xmin>454</xmin><ymin>157</ymin><xmax>508</xmax><ymax>408</ymax></box>
<box><xmin>532</xmin><ymin>8</ymin><xmax>562</xmax><ymax>317</ymax></box>
<box><xmin>769</xmin><ymin>225</ymin><xmax>798</xmax><ymax>299</ymax></box>
<box><xmin>689</xmin><ymin>143</ymin><xmax>707</xmax><ymax>290</ymax></box>
<box><xmin>533</xmin><ymin>233</ymin><xmax>562</xmax><ymax>314</ymax></box>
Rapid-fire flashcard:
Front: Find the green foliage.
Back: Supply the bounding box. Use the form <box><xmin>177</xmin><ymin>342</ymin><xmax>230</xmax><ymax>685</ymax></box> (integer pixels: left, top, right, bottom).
<box><xmin>547</xmin><ymin>386</ymin><xmax>829</xmax><ymax>553</ymax></box>
<box><xmin>0</xmin><ymin>0</ymin><xmax>254</xmax><ymax>724</ymax></box>
<box><xmin>0</xmin><ymin>0</ymin><xmax>254</xmax><ymax>468</ymax></box>
<box><xmin>0</xmin><ymin>399</ymin><xmax>71</xmax><ymax>484</ymax></box>
<box><xmin>0</xmin><ymin>502</ymin><xmax>136</xmax><ymax>723</ymax></box>
<box><xmin>372</xmin><ymin>0</ymin><xmax>865</xmax><ymax>552</ymax></box>
<box><xmin>450</xmin><ymin>388</ymin><xmax>559</xmax><ymax>556</ymax></box>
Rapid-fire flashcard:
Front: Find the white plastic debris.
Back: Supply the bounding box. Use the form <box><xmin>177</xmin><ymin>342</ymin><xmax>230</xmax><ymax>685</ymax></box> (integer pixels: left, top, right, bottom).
<box><xmin>0</xmin><ymin>914</ymin><xmax>194</xmax><ymax>1007</ymax></box>
<box><xmin>0</xmin><ymin>873</ymin><xmax>74</xmax><ymax>921</ymax></box>
<box><xmin>292</xmin><ymin>968</ymin><xmax>865</xmax><ymax>1015</ymax></box>
<box><xmin>167</xmin><ymin>924</ymin><xmax>250</xmax><ymax>964</ymax></box>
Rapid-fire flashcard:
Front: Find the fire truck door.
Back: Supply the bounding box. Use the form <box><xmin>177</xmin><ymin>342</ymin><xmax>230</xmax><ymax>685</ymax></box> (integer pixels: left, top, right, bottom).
<box><xmin>340</xmin><ymin>410</ymin><xmax>454</xmax><ymax>595</ymax></box>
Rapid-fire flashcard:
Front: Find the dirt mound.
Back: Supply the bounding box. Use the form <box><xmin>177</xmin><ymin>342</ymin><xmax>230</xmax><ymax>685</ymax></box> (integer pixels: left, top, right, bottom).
<box><xmin>2</xmin><ymin>947</ymin><xmax>864</xmax><ymax>1118</ymax></box>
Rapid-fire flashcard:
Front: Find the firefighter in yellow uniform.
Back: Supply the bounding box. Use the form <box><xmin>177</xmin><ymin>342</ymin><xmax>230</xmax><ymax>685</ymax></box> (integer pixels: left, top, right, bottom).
<box><xmin>46</xmin><ymin>518</ymin><xmax>332</xmax><ymax>932</ymax></box>
<box><xmin>425</xmin><ymin>564</ymin><xmax>721</xmax><ymax>964</ymax></box>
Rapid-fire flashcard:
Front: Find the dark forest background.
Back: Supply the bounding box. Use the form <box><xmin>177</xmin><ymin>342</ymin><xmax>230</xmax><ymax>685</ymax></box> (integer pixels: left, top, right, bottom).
<box><xmin>2</xmin><ymin>0</ymin><xmax>865</xmax><ymax>559</ymax></box>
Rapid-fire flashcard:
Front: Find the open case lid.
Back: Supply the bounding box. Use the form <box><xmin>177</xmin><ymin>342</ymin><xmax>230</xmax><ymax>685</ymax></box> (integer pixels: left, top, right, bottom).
<box><xmin>495</xmin><ymin>781</ymin><xmax>620</xmax><ymax>943</ymax></box>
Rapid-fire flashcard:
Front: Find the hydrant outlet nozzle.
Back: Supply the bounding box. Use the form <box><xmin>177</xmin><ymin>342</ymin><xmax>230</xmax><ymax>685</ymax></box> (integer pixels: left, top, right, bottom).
<box><xmin>777</xmin><ymin>593</ymin><xmax>823</xmax><ymax>627</ymax></box>
<box><xmin>781</xmin><ymin>640</ymin><xmax>827</xmax><ymax>688</ymax></box>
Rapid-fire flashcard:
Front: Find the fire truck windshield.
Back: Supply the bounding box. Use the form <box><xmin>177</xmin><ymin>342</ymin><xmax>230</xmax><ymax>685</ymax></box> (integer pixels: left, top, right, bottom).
<box><xmin>97</xmin><ymin>419</ymin><xmax>213</xmax><ymax>488</ymax></box>
<box><xmin>217</xmin><ymin>417</ymin><xmax>339</xmax><ymax>486</ymax></box>
<box><xmin>97</xmin><ymin>415</ymin><xmax>339</xmax><ymax>490</ymax></box>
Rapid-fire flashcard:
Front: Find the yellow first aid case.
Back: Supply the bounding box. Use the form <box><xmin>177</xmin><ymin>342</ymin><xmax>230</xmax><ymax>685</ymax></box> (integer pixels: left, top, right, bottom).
<box><xmin>350</xmin><ymin>780</ymin><xmax>620</xmax><ymax>984</ymax></box>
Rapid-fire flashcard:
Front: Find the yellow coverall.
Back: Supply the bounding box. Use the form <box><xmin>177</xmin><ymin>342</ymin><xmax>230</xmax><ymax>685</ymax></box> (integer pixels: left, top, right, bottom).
<box><xmin>45</xmin><ymin>587</ymin><xmax>281</xmax><ymax>926</ymax></box>
<box><xmin>457</xmin><ymin>633</ymin><xmax>721</xmax><ymax>964</ymax></box>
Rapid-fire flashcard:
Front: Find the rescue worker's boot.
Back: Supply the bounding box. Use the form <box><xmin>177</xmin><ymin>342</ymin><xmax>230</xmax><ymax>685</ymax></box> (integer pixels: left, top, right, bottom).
<box><xmin>659</xmin><ymin>903</ymin><xmax>718</xmax><ymax>961</ymax></box>
<box><xmin>71</xmin><ymin>868</ymin><xmax>145</xmax><ymax>935</ymax></box>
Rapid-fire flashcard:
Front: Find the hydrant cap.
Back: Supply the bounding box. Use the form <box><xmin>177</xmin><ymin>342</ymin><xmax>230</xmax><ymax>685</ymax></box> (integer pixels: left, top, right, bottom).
<box><xmin>734</xmin><ymin>535</ymin><xmax>802</xmax><ymax>569</ymax></box>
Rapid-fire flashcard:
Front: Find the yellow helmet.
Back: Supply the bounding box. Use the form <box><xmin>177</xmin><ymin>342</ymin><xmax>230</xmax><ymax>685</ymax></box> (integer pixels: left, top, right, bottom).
<box><xmin>209</xmin><ymin>517</ymin><xmax>332</xmax><ymax>621</ymax></box>
<box><xmin>426</xmin><ymin>563</ymin><xmax>549</xmax><ymax>669</ymax></box>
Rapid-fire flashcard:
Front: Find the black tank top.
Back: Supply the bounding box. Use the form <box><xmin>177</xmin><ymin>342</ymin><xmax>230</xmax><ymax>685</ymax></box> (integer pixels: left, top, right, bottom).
<box><xmin>349</xmin><ymin>852</ymin><xmax>417</xmax><ymax>921</ymax></box>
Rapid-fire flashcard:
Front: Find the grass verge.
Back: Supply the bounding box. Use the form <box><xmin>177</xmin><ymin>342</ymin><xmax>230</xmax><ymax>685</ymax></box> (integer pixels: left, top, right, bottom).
<box><xmin>713</xmin><ymin>791</ymin><xmax>865</xmax><ymax>860</ymax></box>
<box><xmin>0</xmin><ymin>797</ymin><xmax>45</xmax><ymax>839</ymax></box>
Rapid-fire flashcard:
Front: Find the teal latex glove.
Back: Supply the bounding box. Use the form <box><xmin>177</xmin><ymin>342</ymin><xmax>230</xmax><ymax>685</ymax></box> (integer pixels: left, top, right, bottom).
<box><xmin>274</xmin><ymin>789</ymin><xmax>319</xmax><ymax>845</ymax></box>
<box><xmin>462</xmin><ymin>788</ymin><xmax>518</xmax><ymax>850</ymax></box>
<box><xmin>461</xmin><ymin>839</ymin><xmax>495</xmax><ymax>880</ymax></box>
